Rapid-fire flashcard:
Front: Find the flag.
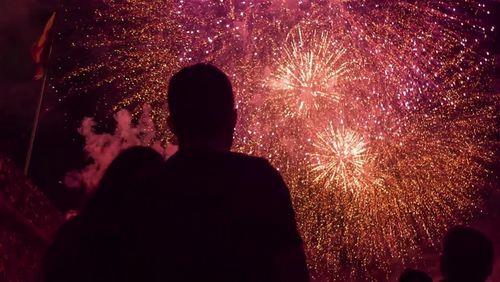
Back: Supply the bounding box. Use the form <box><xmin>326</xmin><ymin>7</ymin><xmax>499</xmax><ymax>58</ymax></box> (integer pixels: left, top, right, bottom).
<box><xmin>31</xmin><ymin>12</ymin><xmax>56</xmax><ymax>80</ymax></box>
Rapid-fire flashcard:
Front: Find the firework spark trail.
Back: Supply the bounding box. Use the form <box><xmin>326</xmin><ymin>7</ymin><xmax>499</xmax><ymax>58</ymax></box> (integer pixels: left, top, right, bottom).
<box><xmin>54</xmin><ymin>0</ymin><xmax>496</xmax><ymax>280</ymax></box>
<box><xmin>309</xmin><ymin>124</ymin><xmax>373</xmax><ymax>195</ymax></box>
<box><xmin>267</xmin><ymin>27</ymin><xmax>350</xmax><ymax>119</ymax></box>
<box><xmin>300</xmin><ymin>105</ymin><xmax>494</xmax><ymax>279</ymax></box>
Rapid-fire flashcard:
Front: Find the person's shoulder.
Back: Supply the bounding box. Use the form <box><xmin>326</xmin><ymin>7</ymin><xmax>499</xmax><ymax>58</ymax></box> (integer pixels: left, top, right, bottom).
<box><xmin>225</xmin><ymin>151</ymin><xmax>273</xmax><ymax>168</ymax></box>
<box><xmin>162</xmin><ymin>151</ymin><xmax>278</xmax><ymax>176</ymax></box>
<box><xmin>225</xmin><ymin>152</ymin><xmax>283</xmax><ymax>181</ymax></box>
<box><xmin>225</xmin><ymin>151</ymin><xmax>264</xmax><ymax>162</ymax></box>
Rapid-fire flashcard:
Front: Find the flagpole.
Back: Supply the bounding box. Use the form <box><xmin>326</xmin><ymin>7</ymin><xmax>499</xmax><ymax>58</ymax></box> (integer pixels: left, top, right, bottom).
<box><xmin>24</xmin><ymin>43</ymin><xmax>54</xmax><ymax>176</ymax></box>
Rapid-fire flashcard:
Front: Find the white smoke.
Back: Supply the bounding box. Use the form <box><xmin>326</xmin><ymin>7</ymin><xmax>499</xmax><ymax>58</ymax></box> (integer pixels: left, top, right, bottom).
<box><xmin>64</xmin><ymin>105</ymin><xmax>176</xmax><ymax>191</ymax></box>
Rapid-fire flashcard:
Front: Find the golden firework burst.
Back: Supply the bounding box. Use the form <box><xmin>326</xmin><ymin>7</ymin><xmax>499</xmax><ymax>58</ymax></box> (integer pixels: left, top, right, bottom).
<box><xmin>267</xmin><ymin>26</ymin><xmax>349</xmax><ymax>119</ymax></box>
<box><xmin>309</xmin><ymin>124</ymin><xmax>375</xmax><ymax>195</ymax></box>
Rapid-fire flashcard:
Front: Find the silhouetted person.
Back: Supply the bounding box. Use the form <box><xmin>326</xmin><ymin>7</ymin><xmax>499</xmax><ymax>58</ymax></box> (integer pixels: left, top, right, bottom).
<box><xmin>147</xmin><ymin>63</ymin><xmax>309</xmax><ymax>281</ymax></box>
<box><xmin>440</xmin><ymin>226</ymin><xmax>494</xmax><ymax>282</ymax></box>
<box><xmin>43</xmin><ymin>146</ymin><xmax>164</xmax><ymax>282</ymax></box>
<box><xmin>399</xmin><ymin>268</ymin><xmax>432</xmax><ymax>282</ymax></box>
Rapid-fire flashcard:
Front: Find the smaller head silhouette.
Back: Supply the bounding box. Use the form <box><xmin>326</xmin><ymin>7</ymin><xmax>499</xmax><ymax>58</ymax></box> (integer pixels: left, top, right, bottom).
<box><xmin>399</xmin><ymin>268</ymin><xmax>432</xmax><ymax>282</ymax></box>
<box><xmin>85</xmin><ymin>146</ymin><xmax>164</xmax><ymax>217</ymax></box>
<box><xmin>167</xmin><ymin>63</ymin><xmax>236</xmax><ymax>151</ymax></box>
<box><xmin>441</xmin><ymin>226</ymin><xmax>493</xmax><ymax>282</ymax></box>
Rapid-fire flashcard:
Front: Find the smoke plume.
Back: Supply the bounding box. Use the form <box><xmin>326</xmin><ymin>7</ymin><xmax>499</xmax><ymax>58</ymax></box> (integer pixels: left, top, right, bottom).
<box><xmin>64</xmin><ymin>105</ymin><xmax>176</xmax><ymax>191</ymax></box>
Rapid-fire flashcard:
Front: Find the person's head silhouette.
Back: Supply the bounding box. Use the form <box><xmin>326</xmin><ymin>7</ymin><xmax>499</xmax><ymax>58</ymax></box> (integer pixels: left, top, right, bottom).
<box><xmin>440</xmin><ymin>226</ymin><xmax>493</xmax><ymax>282</ymax></box>
<box><xmin>399</xmin><ymin>268</ymin><xmax>432</xmax><ymax>282</ymax></box>
<box><xmin>167</xmin><ymin>63</ymin><xmax>236</xmax><ymax>151</ymax></box>
<box><xmin>84</xmin><ymin>145</ymin><xmax>164</xmax><ymax>218</ymax></box>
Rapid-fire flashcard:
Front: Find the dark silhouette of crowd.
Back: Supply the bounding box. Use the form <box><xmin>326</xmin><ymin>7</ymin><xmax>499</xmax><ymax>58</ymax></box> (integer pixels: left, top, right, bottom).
<box><xmin>42</xmin><ymin>64</ymin><xmax>494</xmax><ymax>282</ymax></box>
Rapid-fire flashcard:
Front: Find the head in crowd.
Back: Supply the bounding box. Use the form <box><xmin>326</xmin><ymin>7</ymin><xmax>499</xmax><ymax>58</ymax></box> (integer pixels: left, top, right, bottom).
<box><xmin>441</xmin><ymin>226</ymin><xmax>494</xmax><ymax>282</ymax></box>
<box><xmin>399</xmin><ymin>268</ymin><xmax>432</xmax><ymax>282</ymax></box>
<box><xmin>167</xmin><ymin>63</ymin><xmax>236</xmax><ymax>151</ymax></box>
<box><xmin>84</xmin><ymin>146</ymin><xmax>164</xmax><ymax>217</ymax></box>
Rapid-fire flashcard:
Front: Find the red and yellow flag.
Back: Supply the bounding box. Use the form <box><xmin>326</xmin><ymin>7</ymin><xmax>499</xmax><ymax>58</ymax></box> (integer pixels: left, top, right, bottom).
<box><xmin>31</xmin><ymin>12</ymin><xmax>56</xmax><ymax>80</ymax></box>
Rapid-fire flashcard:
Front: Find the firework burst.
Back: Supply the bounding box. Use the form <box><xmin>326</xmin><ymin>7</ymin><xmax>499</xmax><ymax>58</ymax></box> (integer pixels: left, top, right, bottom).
<box><xmin>309</xmin><ymin>124</ymin><xmax>374</xmax><ymax>195</ymax></box>
<box><xmin>53</xmin><ymin>0</ymin><xmax>496</xmax><ymax>280</ymax></box>
<box><xmin>267</xmin><ymin>26</ymin><xmax>350</xmax><ymax>119</ymax></box>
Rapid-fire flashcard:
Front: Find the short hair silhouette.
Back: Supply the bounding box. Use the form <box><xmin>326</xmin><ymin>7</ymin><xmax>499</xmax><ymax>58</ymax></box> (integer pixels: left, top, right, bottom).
<box><xmin>85</xmin><ymin>146</ymin><xmax>164</xmax><ymax>216</ymax></box>
<box><xmin>441</xmin><ymin>226</ymin><xmax>493</xmax><ymax>282</ymax></box>
<box><xmin>399</xmin><ymin>268</ymin><xmax>432</xmax><ymax>282</ymax></box>
<box><xmin>167</xmin><ymin>63</ymin><xmax>235</xmax><ymax>140</ymax></box>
